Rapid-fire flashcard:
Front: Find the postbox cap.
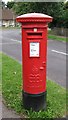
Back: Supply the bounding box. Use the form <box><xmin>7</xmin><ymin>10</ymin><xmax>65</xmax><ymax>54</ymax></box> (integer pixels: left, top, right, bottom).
<box><xmin>16</xmin><ymin>13</ymin><xmax>53</xmax><ymax>23</ymax></box>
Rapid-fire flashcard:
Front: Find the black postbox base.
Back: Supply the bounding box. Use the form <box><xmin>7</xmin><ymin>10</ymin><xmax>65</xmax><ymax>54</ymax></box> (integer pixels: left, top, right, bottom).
<box><xmin>22</xmin><ymin>91</ymin><xmax>47</xmax><ymax>112</ymax></box>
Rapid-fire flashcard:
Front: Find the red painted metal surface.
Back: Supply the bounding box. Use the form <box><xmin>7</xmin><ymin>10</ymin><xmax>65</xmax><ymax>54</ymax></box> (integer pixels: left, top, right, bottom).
<box><xmin>16</xmin><ymin>13</ymin><xmax>52</xmax><ymax>23</ymax></box>
<box><xmin>16</xmin><ymin>13</ymin><xmax>53</xmax><ymax>94</ymax></box>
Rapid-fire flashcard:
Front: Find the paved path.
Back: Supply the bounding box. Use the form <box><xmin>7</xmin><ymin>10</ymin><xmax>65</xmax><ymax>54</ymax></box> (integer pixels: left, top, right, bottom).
<box><xmin>0</xmin><ymin>29</ymin><xmax>66</xmax><ymax>119</ymax></box>
<box><xmin>2</xmin><ymin>102</ymin><xmax>21</xmax><ymax>119</ymax></box>
<box><xmin>0</xmin><ymin>93</ymin><xmax>21</xmax><ymax>119</ymax></box>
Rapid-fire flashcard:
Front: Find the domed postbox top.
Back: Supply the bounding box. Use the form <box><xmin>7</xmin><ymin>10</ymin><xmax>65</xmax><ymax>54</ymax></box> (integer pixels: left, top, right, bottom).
<box><xmin>16</xmin><ymin>13</ymin><xmax>53</xmax><ymax>23</ymax></box>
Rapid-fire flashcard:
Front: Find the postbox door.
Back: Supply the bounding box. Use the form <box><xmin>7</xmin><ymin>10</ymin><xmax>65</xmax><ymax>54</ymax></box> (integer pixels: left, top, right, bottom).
<box><xmin>22</xmin><ymin>28</ymin><xmax>47</xmax><ymax>94</ymax></box>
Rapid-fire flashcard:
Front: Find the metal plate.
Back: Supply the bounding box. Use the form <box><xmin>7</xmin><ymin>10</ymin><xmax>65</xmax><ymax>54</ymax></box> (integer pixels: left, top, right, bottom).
<box><xmin>30</xmin><ymin>42</ymin><xmax>39</xmax><ymax>57</ymax></box>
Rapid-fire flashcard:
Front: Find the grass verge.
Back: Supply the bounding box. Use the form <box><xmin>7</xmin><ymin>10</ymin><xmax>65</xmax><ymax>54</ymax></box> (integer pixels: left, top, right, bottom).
<box><xmin>2</xmin><ymin>53</ymin><xmax>66</xmax><ymax>119</ymax></box>
<box><xmin>48</xmin><ymin>34</ymin><xmax>67</xmax><ymax>42</ymax></box>
<box><xmin>0</xmin><ymin>26</ymin><xmax>20</xmax><ymax>30</ymax></box>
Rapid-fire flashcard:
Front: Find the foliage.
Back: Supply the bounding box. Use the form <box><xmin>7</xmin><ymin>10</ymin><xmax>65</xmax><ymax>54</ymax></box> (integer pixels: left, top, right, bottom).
<box><xmin>7</xmin><ymin>1</ymin><xmax>15</xmax><ymax>9</ymax></box>
<box><xmin>11</xmin><ymin>2</ymin><xmax>31</xmax><ymax>15</ymax></box>
<box><xmin>12</xmin><ymin>2</ymin><xmax>67</xmax><ymax>28</ymax></box>
<box><xmin>2</xmin><ymin>53</ymin><xmax>66</xmax><ymax>118</ymax></box>
<box><xmin>6</xmin><ymin>2</ymin><xmax>68</xmax><ymax>28</ymax></box>
<box><xmin>63</xmin><ymin>1</ymin><xmax>68</xmax><ymax>28</ymax></box>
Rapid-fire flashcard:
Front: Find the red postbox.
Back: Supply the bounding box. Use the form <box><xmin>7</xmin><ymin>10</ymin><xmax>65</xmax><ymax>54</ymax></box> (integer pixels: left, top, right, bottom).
<box><xmin>16</xmin><ymin>13</ymin><xmax>52</xmax><ymax>111</ymax></box>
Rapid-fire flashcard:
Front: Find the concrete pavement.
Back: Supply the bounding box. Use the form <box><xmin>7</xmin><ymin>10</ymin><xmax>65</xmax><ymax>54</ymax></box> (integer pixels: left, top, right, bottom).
<box><xmin>2</xmin><ymin>101</ymin><xmax>21</xmax><ymax>119</ymax></box>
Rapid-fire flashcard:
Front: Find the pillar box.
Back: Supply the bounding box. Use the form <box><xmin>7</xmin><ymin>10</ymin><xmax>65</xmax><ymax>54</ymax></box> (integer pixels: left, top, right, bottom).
<box><xmin>16</xmin><ymin>13</ymin><xmax>53</xmax><ymax>111</ymax></box>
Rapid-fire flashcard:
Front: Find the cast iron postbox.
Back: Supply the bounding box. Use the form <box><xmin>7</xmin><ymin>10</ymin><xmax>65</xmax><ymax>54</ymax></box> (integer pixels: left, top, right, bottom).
<box><xmin>16</xmin><ymin>13</ymin><xmax>53</xmax><ymax>111</ymax></box>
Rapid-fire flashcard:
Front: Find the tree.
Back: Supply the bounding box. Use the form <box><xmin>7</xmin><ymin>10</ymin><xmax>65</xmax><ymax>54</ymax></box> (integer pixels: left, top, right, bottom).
<box><xmin>2</xmin><ymin>1</ymin><xmax>6</xmax><ymax>9</ymax></box>
<box><xmin>7</xmin><ymin>1</ymin><xmax>15</xmax><ymax>9</ymax></box>
<box><xmin>6</xmin><ymin>2</ymin><xmax>68</xmax><ymax>28</ymax></box>
<box><xmin>63</xmin><ymin>1</ymin><xmax>68</xmax><ymax>28</ymax></box>
<box><xmin>29</xmin><ymin>2</ymin><xmax>65</xmax><ymax>28</ymax></box>
<box><xmin>12</xmin><ymin>2</ymin><xmax>31</xmax><ymax>15</ymax></box>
